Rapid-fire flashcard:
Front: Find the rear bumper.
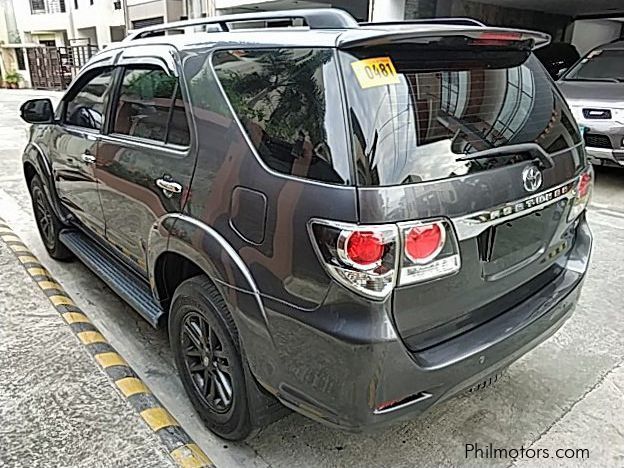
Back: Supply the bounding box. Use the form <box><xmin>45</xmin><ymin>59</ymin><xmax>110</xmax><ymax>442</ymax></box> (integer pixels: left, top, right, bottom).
<box><xmin>254</xmin><ymin>217</ymin><xmax>592</xmax><ymax>431</ymax></box>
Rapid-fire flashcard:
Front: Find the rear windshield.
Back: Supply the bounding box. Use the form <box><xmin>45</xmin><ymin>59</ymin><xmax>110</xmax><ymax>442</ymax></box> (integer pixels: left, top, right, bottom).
<box><xmin>563</xmin><ymin>49</ymin><xmax>624</xmax><ymax>82</ymax></box>
<box><xmin>340</xmin><ymin>50</ymin><xmax>581</xmax><ymax>186</ymax></box>
<box><xmin>212</xmin><ymin>48</ymin><xmax>351</xmax><ymax>185</ymax></box>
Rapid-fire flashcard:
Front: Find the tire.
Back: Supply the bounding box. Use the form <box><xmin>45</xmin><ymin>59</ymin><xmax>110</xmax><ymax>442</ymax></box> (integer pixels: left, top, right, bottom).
<box><xmin>169</xmin><ymin>275</ymin><xmax>286</xmax><ymax>441</ymax></box>
<box><xmin>29</xmin><ymin>175</ymin><xmax>72</xmax><ymax>260</ymax></box>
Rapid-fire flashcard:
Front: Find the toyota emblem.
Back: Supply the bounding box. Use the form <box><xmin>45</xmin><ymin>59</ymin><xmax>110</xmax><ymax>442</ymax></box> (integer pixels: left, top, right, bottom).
<box><xmin>522</xmin><ymin>165</ymin><xmax>542</xmax><ymax>192</ymax></box>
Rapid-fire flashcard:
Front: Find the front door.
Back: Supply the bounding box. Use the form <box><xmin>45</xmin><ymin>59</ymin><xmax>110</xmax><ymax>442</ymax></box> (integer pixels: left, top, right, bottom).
<box><xmin>96</xmin><ymin>58</ymin><xmax>194</xmax><ymax>274</ymax></box>
<box><xmin>52</xmin><ymin>66</ymin><xmax>115</xmax><ymax>237</ymax></box>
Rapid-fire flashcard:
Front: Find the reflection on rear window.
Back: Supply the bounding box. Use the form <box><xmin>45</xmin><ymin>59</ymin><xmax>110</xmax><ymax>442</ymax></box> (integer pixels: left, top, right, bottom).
<box><xmin>212</xmin><ymin>48</ymin><xmax>351</xmax><ymax>185</ymax></box>
<box><xmin>341</xmin><ymin>53</ymin><xmax>581</xmax><ymax>186</ymax></box>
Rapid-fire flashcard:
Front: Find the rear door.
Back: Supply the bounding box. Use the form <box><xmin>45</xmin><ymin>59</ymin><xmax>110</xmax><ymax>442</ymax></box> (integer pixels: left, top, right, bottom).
<box><xmin>96</xmin><ymin>47</ymin><xmax>194</xmax><ymax>274</ymax></box>
<box><xmin>52</xmin><ymin>66</ymin><xmax>115</xmax><ymax>237</ymax></box>
<box><xmin>338</xmin><ymin>33</ymin><xmax>585</xmax><ymax>351</ymax></box>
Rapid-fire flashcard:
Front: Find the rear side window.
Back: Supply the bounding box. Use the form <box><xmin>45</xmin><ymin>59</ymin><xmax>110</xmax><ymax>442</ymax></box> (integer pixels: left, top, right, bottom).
<box><xmin>113</xmin><ymin>66</ymin><xmax>190</xmax><ymax>146</ymax></box>
<box><xmin>64</xmin><ymin>67</ymin><xmax>114</xmax><ymax>131</ymax></box>
<box><xmin>340</xmin><ymin>50</ymin><xmax>582</xmax><ymax>186</ymax></box>
<box><xmin>212</xmin><ymin>48</ymin><xmax>350</xmax><ymax>185</ymax></box>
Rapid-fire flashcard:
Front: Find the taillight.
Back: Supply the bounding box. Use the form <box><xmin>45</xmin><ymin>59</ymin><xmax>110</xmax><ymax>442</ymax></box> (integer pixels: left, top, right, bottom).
<box><xmin>568</xmin><ymin>168</ymin><xmax>593</xmax><ymax>222</ymax></box>
<box><xmin>342</xmin><ymin>231</ymin><xmax>384</xmax><ymax>268</ymax></box>
<box><xmin>398</xmin><ymin>220</ymin><xmax>460</xmax><ymax>286</ymax></box>
<box><xmin>309</xmin><ymin>221</ymin><xmax>398</xmax><ymax>299</ymax></box>
<box><xmin>577</xmin><ymin>171</ymin><xmax>592</xmax><ymax>198</ymax></box>
<box><xmin>309</xmin><ymin>218</ymin><xmax>460</xmax><ymax>299</ymax></box>
<box><xmin>404</xmin><ymin>223</ymin><xmax>445</xmax><ymax>264</ymax></box>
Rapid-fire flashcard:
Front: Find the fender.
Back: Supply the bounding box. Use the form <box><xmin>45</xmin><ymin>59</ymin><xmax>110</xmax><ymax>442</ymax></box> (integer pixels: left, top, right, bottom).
<box><xmin>148</xmin><ymin>214</ymin><xmax>278</xmax><ymax>378</ymax></box>
<box><xmin>22</xmin><ymin>140</ymin><xmax>71</xmax><ymax>224</ymax></box>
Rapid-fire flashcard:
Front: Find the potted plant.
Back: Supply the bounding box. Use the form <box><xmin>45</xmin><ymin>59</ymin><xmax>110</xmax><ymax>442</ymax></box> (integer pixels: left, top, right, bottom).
<box><xmin>5</xmin><ymin>70</ymin><xmax>22</xmax><ymax>89</ymax></box>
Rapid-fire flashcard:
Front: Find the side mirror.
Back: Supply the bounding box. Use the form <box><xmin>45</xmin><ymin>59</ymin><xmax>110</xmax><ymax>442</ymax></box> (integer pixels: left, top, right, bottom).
<box><xmin>20</xmin><ymin>98</ymin><xmax>54</xmax><ymax>124</ymax></box>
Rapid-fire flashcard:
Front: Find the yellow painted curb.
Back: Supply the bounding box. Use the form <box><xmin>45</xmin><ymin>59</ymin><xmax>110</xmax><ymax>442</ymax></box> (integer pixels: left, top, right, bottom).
<box><xmin>170</xmin><ymin>444</ymin><xmax>214</xmax><ymax>468</ymax></box>
<box><xmin>62</xmin><ymin>312</ymin><xmax>91</xmax><ymax>324</ymax></box>
<box><xmin>115</xmin><ymin>377</ymin><xmax>151</xmax><ymax>397</ymax></box>
<box><xmin>49</xmin><ymin>295</ymin><xmax>75</xmax><ymax>307</ymax></box>
<box><xmin>140</xmin><ymin>407</ymin><xmax>179</xmax><ymax>431</ymax></box>
<box><xmin>77</xmin><ymin>330</ymin><xmax>107</xmax><ymax>345</ymax></box>
<box><xmin>95</xmin><ymin>352</ymin><xmax>127</xmax><ymax>369</ymax></box>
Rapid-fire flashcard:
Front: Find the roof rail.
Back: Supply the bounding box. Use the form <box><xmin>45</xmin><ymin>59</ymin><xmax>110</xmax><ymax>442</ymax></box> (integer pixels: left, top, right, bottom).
<box><xmin>125</xmin><ymin>8</ymin><xmax>358</xmax><ymax>41</ymax></box>
<box><xmin>360</xmin><ymin>17</ymin><xmax>486</xmax><ymax>27</ymax></box>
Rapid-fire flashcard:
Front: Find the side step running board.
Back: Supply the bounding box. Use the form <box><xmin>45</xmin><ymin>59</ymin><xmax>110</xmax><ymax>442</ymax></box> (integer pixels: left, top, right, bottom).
<box><xmin>59</xmin><ymin>230</ymin><xmax>164</xmax><ymax>327</ymax></box>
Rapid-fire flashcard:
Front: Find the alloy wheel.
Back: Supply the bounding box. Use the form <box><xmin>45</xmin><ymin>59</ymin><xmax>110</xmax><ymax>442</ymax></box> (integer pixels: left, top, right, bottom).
<box><xmin>181</xmin><ymin>311</ymin><xmax>234</xmax><ymax>413</ymax></box>
<box><xmin>33</xmin><ymin>187</ymin><xmax>55</xmax><ymax>249</ymax></box>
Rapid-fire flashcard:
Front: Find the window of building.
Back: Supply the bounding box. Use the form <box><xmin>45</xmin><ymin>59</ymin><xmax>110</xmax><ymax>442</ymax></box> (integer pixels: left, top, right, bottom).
<box><xmin>112</xmin><ymin>66</ymin><xmax>190</xmax><ymax>146</ymax></box>
<box><xmin>15</xmin><ymin>49</ymin><xmax>26</xmax><ymax>71</ymax></box>
<box><xmin>212</xmin><ymin>48</ymin><xmax>350</xmax><ymax>185</ymax></box>
<box><xmin>131</xmin><ymin>17</ymin><xmax>164</xmax><ymax>30</ymax></box>
<box><xmin>30</xmin><ymin>0</ymin><xmax>45</xmax><ymax>13</ymax></box>
<box><xmin>64</xmin><ymin>67</ymin><xmax>114</xmax><ymax>131</ymax></box>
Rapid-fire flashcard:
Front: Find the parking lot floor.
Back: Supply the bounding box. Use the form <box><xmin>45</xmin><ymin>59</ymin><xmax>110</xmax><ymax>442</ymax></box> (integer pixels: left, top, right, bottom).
<box><xmin>0</xmin><ymin>235</ymin><xmax>176</xmax><ymax>468</ymax></box>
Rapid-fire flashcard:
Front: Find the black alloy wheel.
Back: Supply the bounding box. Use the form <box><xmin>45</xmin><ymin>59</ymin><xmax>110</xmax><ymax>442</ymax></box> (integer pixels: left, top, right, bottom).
<box><xmin>29</xmin><ymin>175</ymin><xmax>72</xmax><ymax>260</ymax></box>
<box><xmin>32</xmin><ymin>183</ymin><xmax>55</xmax><ymax>249</ymax></box>
<box><xmin>181</xmin><ymin>311</ymin><xmax>234</xmax><ymax>413</ymax></box>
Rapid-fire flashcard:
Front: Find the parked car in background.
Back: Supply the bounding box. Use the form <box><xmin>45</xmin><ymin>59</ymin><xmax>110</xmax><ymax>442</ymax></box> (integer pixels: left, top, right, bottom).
<box><xmin>535</xmin><ymin>42</ymin><xmax>580</xmax><ymax>79</ymax></box>
<box><xmin>558</xmin><ymin>40</ymin><xmax>624</xmax><ymax>167</ymax></box>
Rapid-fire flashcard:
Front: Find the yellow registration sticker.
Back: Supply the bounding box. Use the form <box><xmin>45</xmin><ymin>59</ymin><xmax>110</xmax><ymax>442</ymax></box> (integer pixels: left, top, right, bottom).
<box><xmin>350</xmin><ymin>57</ymin><xmax>400</xmax><ymax>89</ymax></box>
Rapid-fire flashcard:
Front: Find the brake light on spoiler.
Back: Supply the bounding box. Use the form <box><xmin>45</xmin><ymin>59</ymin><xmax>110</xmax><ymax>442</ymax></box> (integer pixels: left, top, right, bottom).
<box><xmin>470</xmin><ymin>31</ymin><xmax>524</xmax><ymax>46</ymax></box>
<box><xmin>308</xmin><ymin>219</ymin><xmax>461</xmax><ymax>300</ymax></box>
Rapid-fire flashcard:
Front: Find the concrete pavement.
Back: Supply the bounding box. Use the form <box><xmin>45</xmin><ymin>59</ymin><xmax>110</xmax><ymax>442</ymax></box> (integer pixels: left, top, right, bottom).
<box><xmin>1</xmin><ymin>88</ymin><xmax>624</xmax><ymax>467</ymax></box>
<box><xmin>0</xmin><ymin>231</ymin><xmax>176</xmax><ymax>468</ymax></box>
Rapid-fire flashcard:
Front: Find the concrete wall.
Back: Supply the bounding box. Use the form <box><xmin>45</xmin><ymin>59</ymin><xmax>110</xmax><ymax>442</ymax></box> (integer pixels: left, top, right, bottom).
<box><xmin>73</xmin><ymin>0</ymin><xmax>125</xmax><ymax>45</ymax></box>
<box><xmin>570</xmin><ymin>19</ymin><xmax>623</xmax><ymax>56</ymax></box>
<box><xmin>13</xmin><ymin>0</ymin><xmax>124</xmax><ymax>47</ymax></box>
<box><xmin>127</xmin><ymin>0</ymin><xmax>165</xmax><ymax>23</ymax></box>
<box><xmin>370</xmin><ymin>0</ymin><xmax>404</xmax><ymax>21</ymax></box>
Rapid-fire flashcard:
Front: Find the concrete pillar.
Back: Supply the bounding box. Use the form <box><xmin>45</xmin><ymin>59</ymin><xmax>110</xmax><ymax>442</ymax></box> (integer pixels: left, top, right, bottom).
<box><xmin>370</xmin><ymin>0</ymin><xmax>405</xmax><ymax>22</ymax></box>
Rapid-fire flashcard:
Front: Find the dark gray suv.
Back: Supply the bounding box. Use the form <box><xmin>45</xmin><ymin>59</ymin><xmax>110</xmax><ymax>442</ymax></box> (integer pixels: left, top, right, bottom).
<box><xmin>19</xmin><ymin>9</ymin><xmax>593</xmax><ymax>440</ymax></box>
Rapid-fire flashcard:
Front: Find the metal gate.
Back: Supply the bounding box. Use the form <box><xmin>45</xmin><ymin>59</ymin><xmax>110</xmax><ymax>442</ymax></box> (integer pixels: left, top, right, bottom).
<box><xmin>26</xmin><ymin>45</ymin><xmax>98</xmax><ymax>90</ymax></box>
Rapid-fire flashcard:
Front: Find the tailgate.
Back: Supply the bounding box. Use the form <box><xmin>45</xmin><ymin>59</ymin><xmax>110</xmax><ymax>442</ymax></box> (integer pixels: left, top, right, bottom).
<box><xmin>338</xmin><ymin>36</ymin><xmax>586</xmax><ymax>350</ymax></box>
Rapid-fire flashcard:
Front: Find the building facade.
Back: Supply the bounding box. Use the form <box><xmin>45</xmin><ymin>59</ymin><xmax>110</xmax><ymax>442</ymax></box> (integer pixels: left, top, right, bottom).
<box><xmin>1</xmin><ymin>0</ymin><xmax>622</xmax><ymax>88</ymax></box>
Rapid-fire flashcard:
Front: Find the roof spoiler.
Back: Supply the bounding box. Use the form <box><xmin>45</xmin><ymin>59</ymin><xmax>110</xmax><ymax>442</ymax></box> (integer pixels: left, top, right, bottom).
<box><xmin>338</xmin><ymin>27</ymin><xmax>551</xmax><ymax>50</ymax></box>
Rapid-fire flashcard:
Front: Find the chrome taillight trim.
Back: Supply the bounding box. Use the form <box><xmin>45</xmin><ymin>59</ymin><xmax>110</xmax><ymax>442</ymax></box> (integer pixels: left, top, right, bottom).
<box><xmin>307</xmin><ymin>218</ymin><xmax>400</xmax><ymax>300</ymax></box>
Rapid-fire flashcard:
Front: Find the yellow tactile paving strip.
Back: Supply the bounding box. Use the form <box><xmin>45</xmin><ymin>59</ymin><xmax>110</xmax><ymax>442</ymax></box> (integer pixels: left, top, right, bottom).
<box><xmin>0</xmin><ymin>218</ymin><xmax>215</xmax><ymax>468</ymax></box>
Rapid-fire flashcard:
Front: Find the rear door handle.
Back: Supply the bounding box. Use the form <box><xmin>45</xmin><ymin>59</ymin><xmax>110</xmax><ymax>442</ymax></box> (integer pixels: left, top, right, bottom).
<box><xmin>156</xmin><ymin>178</ymin><xmax>182</xmax><ymax>197</ymax></box>
<box><xmin>81</xmin><ymin>153</ymin><xmax>96</xmax><ymax>164</ymax></box>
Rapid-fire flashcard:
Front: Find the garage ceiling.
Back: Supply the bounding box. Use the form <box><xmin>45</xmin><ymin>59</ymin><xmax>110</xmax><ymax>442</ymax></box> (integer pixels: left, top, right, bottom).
<box><xmin>475</xmin><ymin>0</ymin><xmax>624</xmax><ymax>17</ymax></box>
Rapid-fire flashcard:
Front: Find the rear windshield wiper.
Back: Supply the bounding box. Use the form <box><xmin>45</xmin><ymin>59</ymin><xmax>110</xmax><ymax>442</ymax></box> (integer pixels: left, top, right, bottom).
<box><xmin>456</xmin><ymin>143</ymin><xmax>554</xmax><ymax>169</ymax></box>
